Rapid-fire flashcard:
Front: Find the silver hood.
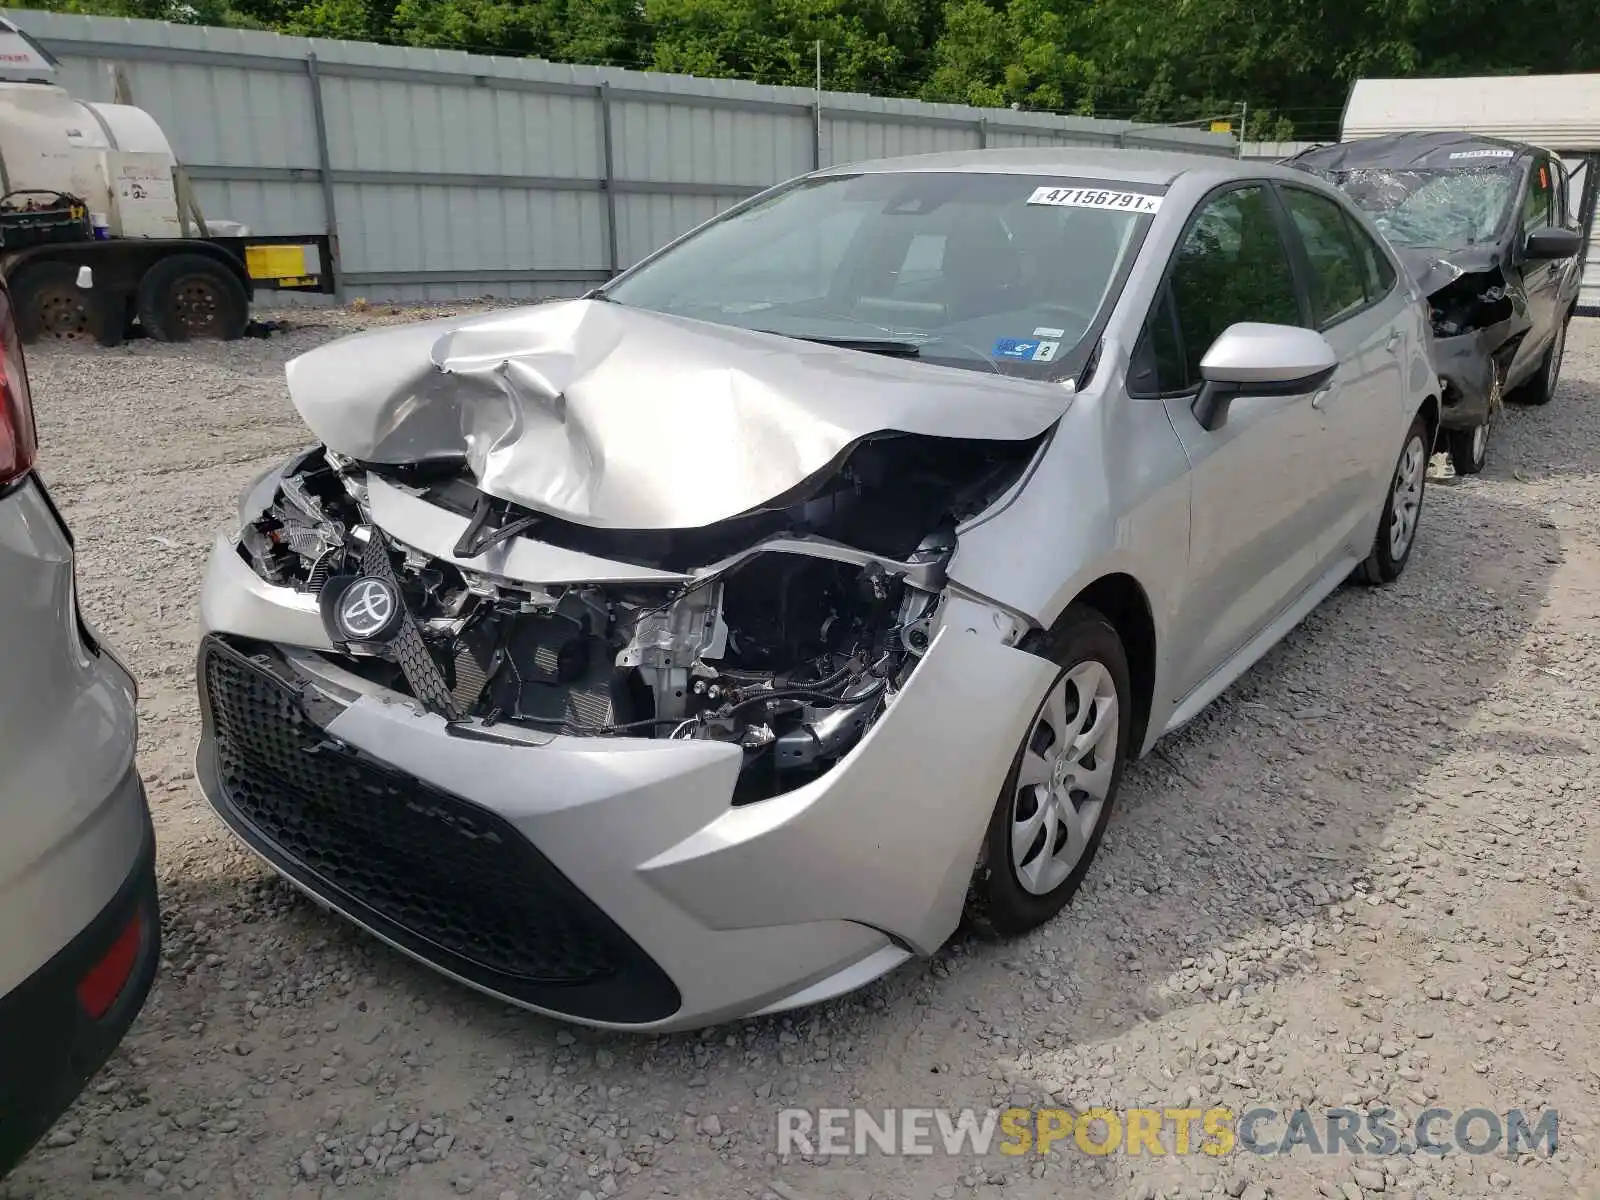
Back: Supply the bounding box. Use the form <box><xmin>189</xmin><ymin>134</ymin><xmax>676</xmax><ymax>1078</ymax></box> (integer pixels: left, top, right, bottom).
<box><xmin>284</xmin><ymin>299</ymin><xmax>1073</xmax><ymax>530</ymax></box>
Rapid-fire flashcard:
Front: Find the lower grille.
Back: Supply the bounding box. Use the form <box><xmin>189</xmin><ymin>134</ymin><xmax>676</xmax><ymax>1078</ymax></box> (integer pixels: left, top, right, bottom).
<box><xmin>197</xmin><ymin>635</ymin><xmax>679</xmax><ymax>1023</ymax></box>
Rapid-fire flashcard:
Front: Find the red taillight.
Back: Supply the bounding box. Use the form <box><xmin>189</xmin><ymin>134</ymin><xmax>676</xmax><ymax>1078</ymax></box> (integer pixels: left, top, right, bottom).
<box><xmin>0</xmin><ymin>288</ymin><xmax>37</xmax><ymax>485</ymax></box>
<box><xmin>76</xmin><ymin>910</ymin><xmax>143</xmax><ymax>1020</ymax></box>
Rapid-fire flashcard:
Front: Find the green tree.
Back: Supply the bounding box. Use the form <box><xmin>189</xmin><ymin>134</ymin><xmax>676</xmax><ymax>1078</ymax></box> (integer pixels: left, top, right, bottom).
<box><xmin>11</xmin><ymin>0</ymin><xmax>1600</xmax><ymax>141</ymax></box>
<box><xmin>645</xmin><ymin>0</ymin><xmax>942</xmax><ymax>94</ymax></box>
<box><xmin>921</xmin><ymin>0</ymin><xmax>1102</xmax><ymax>112</ymax></box>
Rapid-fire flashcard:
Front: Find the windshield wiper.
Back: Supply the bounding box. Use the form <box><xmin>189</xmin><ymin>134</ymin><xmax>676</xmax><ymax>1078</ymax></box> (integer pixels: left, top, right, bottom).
<box><xmin>757</xmin><ymin>331</ymin><xmax>923</xmax><ymax>358</ymax></box>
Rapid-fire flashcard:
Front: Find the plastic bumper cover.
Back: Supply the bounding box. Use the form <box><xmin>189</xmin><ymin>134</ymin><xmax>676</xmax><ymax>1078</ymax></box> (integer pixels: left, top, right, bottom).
<box><xmin>194</xmin><ymin>564</ymin><xmax>1055</xmax><ymax>1029</ymax></box>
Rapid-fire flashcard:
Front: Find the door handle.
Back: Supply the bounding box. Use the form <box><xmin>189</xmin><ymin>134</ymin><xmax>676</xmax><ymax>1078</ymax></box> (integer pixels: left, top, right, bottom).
<box><xmin>1385</xmin><ymin>330</ymin><xmax>1403</xmax><ymax>354</ymax></box>
<box><xmin>1311</xmin><ymin>387</ymin><xmax>1333</xmax><ymax>411</ymax></box>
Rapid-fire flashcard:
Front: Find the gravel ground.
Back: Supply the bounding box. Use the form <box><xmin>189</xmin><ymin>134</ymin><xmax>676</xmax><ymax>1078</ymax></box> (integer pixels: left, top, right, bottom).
<box><xmin>5</xmin><ymin>305</ymin><xmax>1600</xmax><ymax>1200</ymax></box>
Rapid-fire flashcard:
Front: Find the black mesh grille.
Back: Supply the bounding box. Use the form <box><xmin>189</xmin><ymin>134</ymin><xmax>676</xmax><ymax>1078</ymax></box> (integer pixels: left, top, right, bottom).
<box><xmin>197</xmin><ymin>636</ymin><xmax>679</xmax><ymax>1023</ymax></box>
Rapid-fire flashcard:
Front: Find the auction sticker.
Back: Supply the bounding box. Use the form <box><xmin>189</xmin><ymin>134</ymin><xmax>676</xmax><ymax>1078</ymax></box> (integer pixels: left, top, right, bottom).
<box><xmin>1027</xmin><ymin>185</ymin><xmax>1161</xmax><ymax>213</ymax></box>
<box><xmin>1448</xmin><ymin>149</ymin><xmax>1514</xmax><ymax>160</ymax></box>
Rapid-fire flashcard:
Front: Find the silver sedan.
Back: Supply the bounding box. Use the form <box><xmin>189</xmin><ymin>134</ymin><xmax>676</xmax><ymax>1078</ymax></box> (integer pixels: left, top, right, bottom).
<box><xmin>194</xmin><ymin>148</ymin><xmax>1440</xmax><ymax>1030</ymax></box>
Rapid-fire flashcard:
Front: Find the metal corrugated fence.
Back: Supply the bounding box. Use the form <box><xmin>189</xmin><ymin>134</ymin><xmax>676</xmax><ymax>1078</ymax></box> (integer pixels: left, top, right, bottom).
<box><xmin>1240</xmin><ymin>141</ymin><xmax>1323</xmax><ymax>160</ymax></box>
<box><xmin>2</xmin><ymin>8</ymin><xmax>1235</xmax><ymax>302</ymax></box>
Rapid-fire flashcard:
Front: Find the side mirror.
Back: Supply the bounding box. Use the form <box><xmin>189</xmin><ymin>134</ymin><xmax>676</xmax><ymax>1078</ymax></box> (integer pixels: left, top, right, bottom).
<box><xmin>1524</xmin><ymin>226</ymin><xmax>1581</xmax><ymax>261</ymax></box>
<box><xmin>1192</xmin><ymin>323</ymin><xmax>1338</xmax><ymax>432</ymax></box>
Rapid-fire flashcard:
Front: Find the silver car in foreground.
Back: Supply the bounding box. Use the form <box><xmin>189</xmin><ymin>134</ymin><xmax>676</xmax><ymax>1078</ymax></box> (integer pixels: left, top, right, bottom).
<box><xmin>0</xmin><ymin>280</ymin><xmax>158</xmax><ymax>1171</ymax></box>
<box><xmin>196</xmin><ymin>149</ymin><xmax>1439</xmax><ymax>1031</ymax></box>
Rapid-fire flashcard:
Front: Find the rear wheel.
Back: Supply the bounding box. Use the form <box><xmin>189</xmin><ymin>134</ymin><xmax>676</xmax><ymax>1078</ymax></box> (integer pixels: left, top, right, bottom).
<box><xmin>964</xmin><ymin>604</ymin><xmax>1130</xmax><ymax>937</ymax></box>
<box><xmin>1513</xmin><ymin>311</ymin><xmax>1570</xmax><ymax>407</ymax></box>
<box><xmin>136</xmin><ymin>254</ymin><xmax>249</xmax><ymax>342</ymax></box>
<box><xmin>10</xmin><ymin>261</ymin><xmax>93</xmax><ymax>344</ymax></box>
<box><xmin>1357</xmin><ymin>413</ymin><xmax>1430</xmax><ymax>585</ymax></box>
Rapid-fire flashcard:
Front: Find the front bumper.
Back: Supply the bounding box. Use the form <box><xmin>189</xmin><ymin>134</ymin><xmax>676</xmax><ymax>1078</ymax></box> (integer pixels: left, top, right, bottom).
<box><xmin>0</xmin><ymin>784</ymin><xmax>159</xmax><ymax>1174</ymax></box>
<box><xmin>194</xmin><ymin>546</ymin><xmax>1056</xmax><ymax>1031</ymax></box>
<box><xmin>1432</xmin><ymin>327</ymin><xmax>1505</xmax><ymax>430</ymax></box>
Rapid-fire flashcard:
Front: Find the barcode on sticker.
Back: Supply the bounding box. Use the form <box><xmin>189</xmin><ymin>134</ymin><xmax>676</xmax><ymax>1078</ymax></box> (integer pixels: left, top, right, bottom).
<box><xmin>1027</xmin><ymin>186</ymin><xmax>1161</xmax><ymax>214</ymax></box>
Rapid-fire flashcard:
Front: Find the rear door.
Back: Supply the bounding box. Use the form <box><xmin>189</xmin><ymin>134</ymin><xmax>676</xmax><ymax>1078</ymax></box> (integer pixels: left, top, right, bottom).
<box><xmin>1510</xmin><ymin>153</ymin><xmax>1563</xmax><ymax>386</ymax></box>
<box><xmin>1274</xmin><ymin>183</ymin><xmax>1409</xmax><ymax>560</ymax></box>
<box><xmin>1129</xmin><ymin>182</ymin><xmax>1331</xmax><ymax>700</ymax></box>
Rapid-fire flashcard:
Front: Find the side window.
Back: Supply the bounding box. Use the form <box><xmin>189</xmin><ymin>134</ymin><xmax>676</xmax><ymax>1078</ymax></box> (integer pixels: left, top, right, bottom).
<box><xmin>1279</xmin><ymin>187</ymin><xmax>1369</xmax><ymax>327</ymax></box>
<box><xmin>1162</xmin><ymin>184</ymin><xmax>1301</xmax><ymax>389</ymax></box>
<box><xmin>1524</xmin><ymin>158</ymin><xmax>1554</xmax><ymax>230</ymax></box>
<box><xmin>1342</xmin><ymin>209</ymin><xmax>1396</xmax><ymax>301</ymax></box>
<box><xmin>1129</xmin><ymin>285</ymin><xmax>1190</xmax><ymax>395</ymax></box>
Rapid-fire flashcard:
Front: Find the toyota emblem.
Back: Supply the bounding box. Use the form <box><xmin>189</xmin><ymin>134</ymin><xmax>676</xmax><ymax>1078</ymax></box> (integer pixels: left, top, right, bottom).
<box><xmin>334</xmin><ymin>576</ymin><xmax>401</xmax><ymax>642</ymax></box>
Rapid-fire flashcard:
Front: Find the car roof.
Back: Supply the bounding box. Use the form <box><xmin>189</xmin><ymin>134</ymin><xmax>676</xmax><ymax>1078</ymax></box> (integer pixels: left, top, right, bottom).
<box><xmin>812</xmin><ymin>146</ymin><xmax>1309</xmax><ymax>189</ymax></box>
<box><xmin>1284</xmin><ymin>132</ymin><xmax>1543</xmax><ymax>173</ymax></box>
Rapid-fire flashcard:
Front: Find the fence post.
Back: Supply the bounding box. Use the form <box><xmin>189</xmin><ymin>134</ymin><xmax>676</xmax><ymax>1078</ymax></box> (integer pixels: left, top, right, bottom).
<box><xmin>811</xmin><ymin>101</ymin><xmax>823</xmax><ymax>170</ymax></box>
<box><xmin>305</xmin><ymin>52</ymin><xmax>343</xmax><ymax>302</ymax></box>
<box><xmin>600</xmin><ymin>82</ymin><xmax>620</xmax><ymax>278</ymax></box>
<box><xmin>976</xmin><ymin>118</ymin><xmax>987</xmax><ymax>149</ymax></box>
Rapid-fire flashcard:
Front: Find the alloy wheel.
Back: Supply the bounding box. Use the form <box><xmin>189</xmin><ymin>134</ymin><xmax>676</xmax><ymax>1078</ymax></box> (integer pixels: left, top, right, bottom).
<box><xmin>1388</xmin><ymin>433</ymin><xmax>1427</xmax><ymax>560</ymax></box>
<box><xmin>1010</xmin><ymin>660</ymin><xmax>1120</xmax><ymax>896</ymax></box>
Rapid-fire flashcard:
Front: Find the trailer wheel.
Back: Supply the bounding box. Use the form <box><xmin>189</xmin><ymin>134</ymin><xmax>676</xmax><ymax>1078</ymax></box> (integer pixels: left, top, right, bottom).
<box><xmin>10</xmin><ymin>261</ymin><xmax>94</xmax><ymax>344</ymax></box>
<box><xmin>137</xmin><ymin>254</ymin><xmax>248</xmax><ymax>342</ymax></box>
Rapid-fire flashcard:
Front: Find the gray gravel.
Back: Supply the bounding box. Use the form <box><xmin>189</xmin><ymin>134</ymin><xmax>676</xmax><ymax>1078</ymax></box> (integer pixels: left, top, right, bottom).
<box><xmin>5</xmin><ymin>305</ymin><xmax>1599</xmax><ymax>1200</ymax></box>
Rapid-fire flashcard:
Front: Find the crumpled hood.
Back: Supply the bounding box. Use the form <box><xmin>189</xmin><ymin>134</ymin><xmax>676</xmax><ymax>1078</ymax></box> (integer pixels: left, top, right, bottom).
<box><xmin>285</xmin><ymin>299</ymin><xmax>1072</xmax><ymax>530</ymax></box>
<box><xmin>1391</xmin><ymin>243</ymin><xmax>1502</xmax><ymax>298</ymax></box>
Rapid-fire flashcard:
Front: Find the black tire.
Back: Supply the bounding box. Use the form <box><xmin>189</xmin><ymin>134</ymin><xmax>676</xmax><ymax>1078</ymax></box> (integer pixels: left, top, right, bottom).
<box><xmin>10</xmin><ymin>260</ymin><xmax>94</xmax><ymax>344</ymax></box>
<box><xmin>136</xmin><ymin>253</ymin><xmax>249</xmax><ymax>342</ymax></box>
<box><xmin>1512</xmin><ymin>310</ymin><xmax>1570</xmax><ymax>407</ymax></box>
<box><xmin>964</xmin><ymin>604</ymin><xmax>1132</xmax><ymax>937</ymax></box>
<box><xmin>1446</xmin><ymin>420</ymin><xmax>1489</xmax><ymax>476</ymax></box>
<box><xmin>1357</xmin><ymin>413</ymin><xmax>1430</xmax><ymax>585</ymax></box>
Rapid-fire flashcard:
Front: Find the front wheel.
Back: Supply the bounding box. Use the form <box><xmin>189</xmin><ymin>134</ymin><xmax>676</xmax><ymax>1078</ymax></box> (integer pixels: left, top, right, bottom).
<box><xmin>964</xmin><ymin>604</ymin><xmax>1131</xmax><ymax>937</ymax></box>
<box><xmin>1446</xmin><ymin>419</ymin><xmax>1489</xmax><ymax>476</ymax></box>
<box><xmin>1357</xmin><ymin>413</ymin><xmax>1430</xmax><ymax>585</ymax></box>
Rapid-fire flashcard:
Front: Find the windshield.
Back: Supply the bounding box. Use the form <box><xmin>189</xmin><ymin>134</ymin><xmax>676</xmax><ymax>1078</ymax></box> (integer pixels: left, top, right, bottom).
<box><xmin>1328</xmin><ymin>166</ymin><xmax>1519</xmax><ymax>249</ymax></box>
<box><xmin>602</xmin><ymin>171</ymin><xmax>1159</xmax><ymax>378</ymax></box>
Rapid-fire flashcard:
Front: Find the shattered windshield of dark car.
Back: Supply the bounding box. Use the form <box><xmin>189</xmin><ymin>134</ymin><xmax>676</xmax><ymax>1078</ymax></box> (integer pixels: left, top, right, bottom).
<box><xmin>1329</xmin><ymin>166</ymin><xmax>1519</xmax><ymax>250</ymax></box>
<box><xmin>601</xmin><ymin>170</ymin><xmax>1158</xmax><ymax>379</ymax></box>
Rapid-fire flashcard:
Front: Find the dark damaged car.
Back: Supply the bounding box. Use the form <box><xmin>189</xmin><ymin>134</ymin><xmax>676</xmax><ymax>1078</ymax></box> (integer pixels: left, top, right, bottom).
<box><xmin>1287</xmin><ymin>132</ymin><xmax>1584</xmax><ymax>473</ymax></box>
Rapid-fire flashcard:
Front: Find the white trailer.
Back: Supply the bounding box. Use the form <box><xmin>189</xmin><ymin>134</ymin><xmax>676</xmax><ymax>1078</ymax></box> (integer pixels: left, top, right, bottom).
<box><xmin>0</xmin><ymin>19</ymin><xmax>332</xmax><ymax>344</ymax></box>
<box><xmin>1342</xmin><ymin>74</ymin><xmax>1600</xmax><ymax>314</ymax></box>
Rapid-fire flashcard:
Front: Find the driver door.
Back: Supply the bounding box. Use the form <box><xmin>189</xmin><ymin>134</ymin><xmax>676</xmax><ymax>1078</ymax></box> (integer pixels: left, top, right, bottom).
<box><xmin>1510</xmin><ymin>154</ymin><xmax>1563</xmax><ymax>385</ymax></box>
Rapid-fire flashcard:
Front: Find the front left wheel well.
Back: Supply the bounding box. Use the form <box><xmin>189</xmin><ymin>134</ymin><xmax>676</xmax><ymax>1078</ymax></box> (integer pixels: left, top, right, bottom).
<box><xmin>1419</xmin><ymin>392</ymin><xmax>1441</xmax><ymax>448</ymax></box>
<box><xmin>1070</xmin><ymin>574</ymin><xmax>1156</xmax><ymax>757</ymax></box>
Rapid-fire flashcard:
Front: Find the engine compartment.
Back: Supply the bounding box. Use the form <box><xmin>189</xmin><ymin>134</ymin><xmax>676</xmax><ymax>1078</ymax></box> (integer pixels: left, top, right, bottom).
<box><xmin>1427</xmin><ymin>267</ymin><xmax>1514</xmax><ymax>338</ymax></box>
<box><xmin>237</xmin><ymin>434</ymin><xmax>1038</xmax><ymax>801</ymax></box>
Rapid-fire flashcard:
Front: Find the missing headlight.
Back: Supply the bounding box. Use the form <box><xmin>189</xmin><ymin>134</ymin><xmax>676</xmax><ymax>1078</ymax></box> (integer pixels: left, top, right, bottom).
<box><xmin>234</xmin><ymin>447</ymin><xmax>947</xmax><ymax>801</ymax></box>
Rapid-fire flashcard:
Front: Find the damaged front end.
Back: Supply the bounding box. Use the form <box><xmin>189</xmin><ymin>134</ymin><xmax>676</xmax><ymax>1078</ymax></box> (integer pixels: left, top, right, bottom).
<box><xmin>1424</xmin><ymin>269</ymin><xmax>1517</xmax><ymax>428</ymax></box>
<box><xmin>1401</xmin><ymin>251</ymin><xmax>1521</xmax><ymax>429</ymax></box>
<box><xmin>234</xmin><ymin>430</ymin><xmax>1040</xmax><ymax>803</ymax></box>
